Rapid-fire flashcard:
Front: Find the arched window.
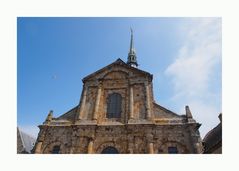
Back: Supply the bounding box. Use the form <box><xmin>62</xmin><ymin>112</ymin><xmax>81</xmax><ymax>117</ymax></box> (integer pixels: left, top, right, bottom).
<box><xmin>101</xmin><ymin>146</ymin><xmax>119</xmax><ymax>154</ymax></box>
<box><xmin>107</xmin><ymin>93</ymin><xmax>122</xmax><ymax>118</ymax></box>
<box><xmin>52</xmin><ymin>145</ymin><xmax>60</xmax><ymax>154</ymax></box>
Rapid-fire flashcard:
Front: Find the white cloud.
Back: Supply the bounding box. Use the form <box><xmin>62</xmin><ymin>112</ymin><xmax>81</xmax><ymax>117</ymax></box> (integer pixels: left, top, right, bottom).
<box><xmin>165</xmin><ymin>18</ymin><xmax>222</xmax><ymax>137</ymax></box>
<box><xmin>188</xmin><ymin>101</ymin><xmax>221</xmax><ymax>136</ymax></box>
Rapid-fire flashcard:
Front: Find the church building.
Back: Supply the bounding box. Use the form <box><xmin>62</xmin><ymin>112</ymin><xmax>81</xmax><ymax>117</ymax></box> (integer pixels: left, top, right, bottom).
<box><xmin>33</xmin><ymin>30</ymin><xmax>203</xmax><ymax>154</ymax></box>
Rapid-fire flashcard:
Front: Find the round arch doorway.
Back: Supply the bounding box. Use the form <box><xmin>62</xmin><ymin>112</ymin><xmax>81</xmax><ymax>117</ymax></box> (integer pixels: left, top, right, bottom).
<box><xmin>101</xmin><ymin>146</ymin><xmax>119</xmax><ymax>154</ymax></box>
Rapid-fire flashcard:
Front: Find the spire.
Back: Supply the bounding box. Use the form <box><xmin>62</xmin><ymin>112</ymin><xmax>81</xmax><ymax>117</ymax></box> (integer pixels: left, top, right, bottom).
<box><xmin>127</xmin><ymin>28</ymin><xmax>138</xmax><ymax>67</ymax></box>
<box><xmin>130</xmin><ymin>28</ymin><xmax>134</xmax><ymax>52</ymax></box>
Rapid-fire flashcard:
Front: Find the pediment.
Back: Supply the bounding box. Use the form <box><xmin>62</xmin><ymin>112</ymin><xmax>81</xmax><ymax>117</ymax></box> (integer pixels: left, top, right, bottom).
<box><xmin>103</xmin><ymin>71</ymin><xmax>129</xmax><ymax>80</ymax></box>
<box><xmin>82</xmin><ymin>58</ymin><xmax>152</xmax><ymax>82</ymax></box>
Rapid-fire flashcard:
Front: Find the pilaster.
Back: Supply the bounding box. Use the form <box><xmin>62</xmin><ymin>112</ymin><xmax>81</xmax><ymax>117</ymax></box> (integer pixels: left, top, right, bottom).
<box><xmin>93</xmin><ymin>81</ymin><xmax>102</xmax><ymax>120</ymax></box>
<box><xmin>129</xmin><ymin>84</ymin><xmax>134</xmax><ymax>119</ymax></box>
<box><xmin>87</xmin><ymin>140</ymin><xmax>94</xmax><ymax>154</ymax></box>
<box><xmin>145</xmin><ymin>81</ymin><xmax>151</xmax><ymax>119</ymax></box>
<box><xmin>78</xmin><ymin>85</ymin><xmax>88</xmax><ymax>120</ymax></box>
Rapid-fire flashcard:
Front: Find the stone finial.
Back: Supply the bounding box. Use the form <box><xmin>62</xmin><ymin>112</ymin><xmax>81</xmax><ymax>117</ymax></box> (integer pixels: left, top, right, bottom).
<box><xmin>44</xmin><ymin>110</ymin><xmax>53</xmax><ymax>123</ymax></box>
<box><xmin>185</xmin><ymin>105</ymin><xmax>193</xmax><ymax>118</ymax></box>
<box><xmin>218</xmin><ymin>113</ymin><xmax>222</xmax><ymax>122</ymax></box>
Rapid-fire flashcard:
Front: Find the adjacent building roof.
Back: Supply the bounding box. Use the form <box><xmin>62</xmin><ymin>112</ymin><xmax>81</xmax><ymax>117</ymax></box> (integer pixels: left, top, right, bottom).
<box><xmin>17</xmin><ymin>127</ymin><xmax>36</xmax><ymax>154</ymax></box>
<box><xmin>203</xmin><ymin>114</ymin><xmax>222</xmax><ymax>153</ymax></box>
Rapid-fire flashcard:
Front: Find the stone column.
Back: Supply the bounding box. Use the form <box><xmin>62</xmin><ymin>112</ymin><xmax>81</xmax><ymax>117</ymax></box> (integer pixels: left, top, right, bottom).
<box><xmin>78</xmin><ymin>85</ymin><xmax>87</xmax><ymax>120</ymax></box>
<box><xmin>129</xmin><ymin>84</ymin><xmax>134</xmax><ymax>119</ymax></box>
<box><xmin>87</xmin><ymin>140</ymin><xmax>94</xmax><ymax>154</ymax></box>
<box><xmin>148</xmin><ymin>142</ymin><xmax>154</xmax><ymax>154</ymax></box>
<box><xmin>145</xmin><ymin>82</ymin><xmax>151</xmax><ymax>119</ymax></box>
<box><xmin>34</xmin><ymin>141</ymin><xmax>43</xmax><ymax>154</ymax></box>
<box><xmin>93</xmin><ymin>82</ymin><xmax>102</xmax><ymax>120</ymax></box>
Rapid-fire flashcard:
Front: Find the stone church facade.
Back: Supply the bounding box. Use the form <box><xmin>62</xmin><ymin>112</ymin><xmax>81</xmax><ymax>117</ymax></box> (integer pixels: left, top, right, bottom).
<box><xmin>33</xmin><ymin>30</ymin><xmax>203</xmax><ymax>154</ymax></box>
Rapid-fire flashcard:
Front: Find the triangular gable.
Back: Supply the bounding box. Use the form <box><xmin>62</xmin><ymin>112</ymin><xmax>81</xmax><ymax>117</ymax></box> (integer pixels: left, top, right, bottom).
<box><xmin>55</xmin><ymin>106</ymin><xmax>78</xmax><ymax>121</ymax></box>
<box><xmin>82</xmin><ymin>58</ymin><xmax>153</xmax><ymax>82</ymax></box>
<box><xmin>153</xmin><ymin>102</ymin><xmax>183</xmax><ymax>118</ymax></box>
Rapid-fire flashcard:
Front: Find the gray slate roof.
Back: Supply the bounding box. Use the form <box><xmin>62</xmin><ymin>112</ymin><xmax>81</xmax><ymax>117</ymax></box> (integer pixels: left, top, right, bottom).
<box><xmin>203</xmin><ymin>123</ymin><xmax>222</xmax><ymax>153</ymax></box>
<box><xmin>203</xmin><ymin>114</ymin><xmax>222</xmax><ymax>153</ymax></box>
<box><xmin>17</xmin><ymin>127</ymin><xmax>36</xmax><ymax>154</ymax></box>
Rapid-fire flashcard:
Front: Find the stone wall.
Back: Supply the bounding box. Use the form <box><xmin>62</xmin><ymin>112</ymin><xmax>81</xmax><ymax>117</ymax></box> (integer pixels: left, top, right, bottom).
<box><xmin>35</xmin><ymin>124</ymin><xmax>201</xmax><ymax>154</ymax></box>
<box><xmin>84</xmin><ymin>86</ymin><xmax>97</xmax><ymax>120</ymax></box>
<box><xmin>133</xmin><ymin>83</ymin><xmax>146</xmax><ymax>119</ymax></box>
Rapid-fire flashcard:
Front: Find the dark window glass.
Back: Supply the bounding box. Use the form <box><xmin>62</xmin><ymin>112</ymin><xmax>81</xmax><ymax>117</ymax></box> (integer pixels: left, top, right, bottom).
<box><xmin>168</xmin><ymin>147</ymin><xmax>178</xmax><ymax>154</ymax></box>
<box><xmin>158</xmin><ymin>149</ymin><xmax>163</xmax><ymax>154</ymax></box>
<box><xmin>101</xmin><ymin>146</ymin><xmax>119</xmax><ymax>154</ymax></box>
<box><xmin>107</xmin><ymin>93</ymin><xmax>122</xmax><ymax>118</ymax></box>
<box><xmin>52</xmin><ymin>145</ymin><xmax>60</xmax><ymax>154</ymax></box>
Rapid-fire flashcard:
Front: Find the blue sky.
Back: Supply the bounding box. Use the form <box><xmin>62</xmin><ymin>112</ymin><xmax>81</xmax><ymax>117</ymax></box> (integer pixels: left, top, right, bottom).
<box><xmin>17</xmin><ymin>17</ymin><xmax>221</xmax><ymax>138</ymax></box>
